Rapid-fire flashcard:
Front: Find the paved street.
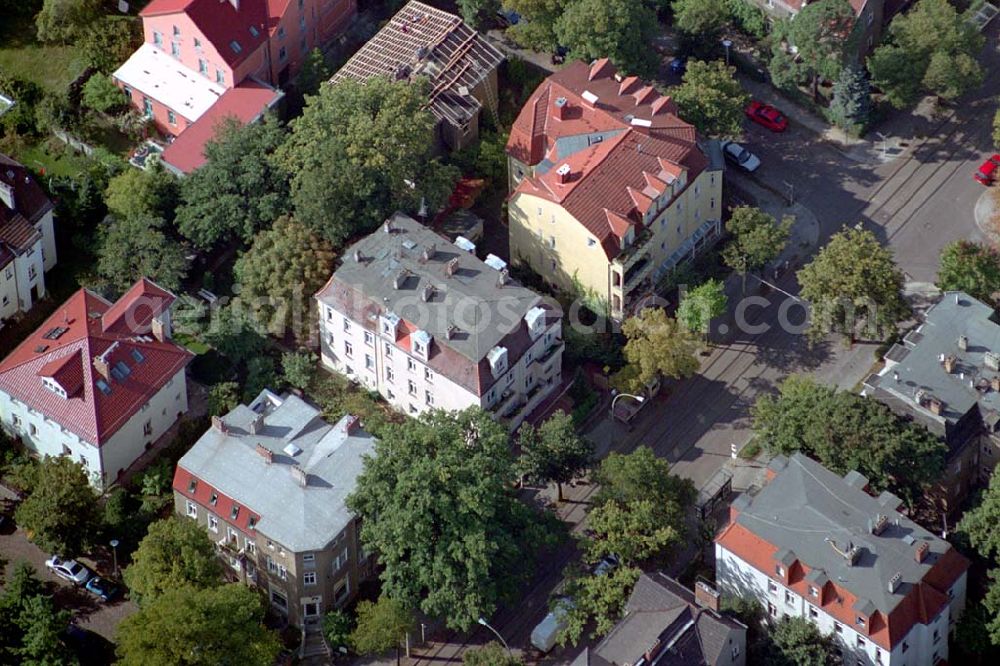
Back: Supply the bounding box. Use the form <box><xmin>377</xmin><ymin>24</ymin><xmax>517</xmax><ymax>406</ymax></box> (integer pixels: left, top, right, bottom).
<box><xmin>383</xmin><ymin>21</ymin><xmax>1000</xmax><ymax>666</ymax></box>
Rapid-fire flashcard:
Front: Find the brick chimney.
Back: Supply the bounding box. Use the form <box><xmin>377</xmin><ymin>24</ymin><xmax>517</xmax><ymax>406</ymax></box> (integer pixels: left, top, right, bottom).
<box><xmin>928</xmin><ymin>397</ymin><xmax>943</xmax><ymax>415</ymax></box>
<box><xmin>291</xmin><ymin>465</ymin><xmax>308</xmax><ymax>488</ymax></box>
<box><xmin>943</xmin><ymin>355</ymin><xmax>956</xmax><ymax>373</ymax></box>
<box><xmin>555</xmin><ymin>164</ymin><xmax>571</xmax><ymax>184</ymax></box>
<box><xmin>915</xmin><ymin>541</ymin><xmax>929</xmax><ymax>563</ymax></box>
<box><xmin>255</xmin><ymin>443</ymin><xmax>273</xmax><ymax>464</ymax></box>
<box><xmin>552</xmin><ymin>96</ymin><xmax>568</xmax><ymax>120</ymax></box>
<box><xmin>92</xmin><ymin>355</ymin><xmax>110</xmax><ymax>379</ymax></box>
<box><xmin>445</xmin><ymin>258</ymin><xmax>459</xmax><ymax>277</ymax></box>
<box><xmin>694</xmin><ymin>580</ymin><xmax>721</xmax><ymax>612</ymax></box>
<box><xmin>249</xmin><ymin>413</ymin><xmax>265</xmax><ymax>435</ymax></box>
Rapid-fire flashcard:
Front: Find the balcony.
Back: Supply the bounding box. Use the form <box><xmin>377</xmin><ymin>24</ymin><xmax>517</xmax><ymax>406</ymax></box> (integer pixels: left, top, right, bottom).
<box><xmin>623</xmin><ymin>256</ymin><xmax>653</xmax><ymax>293</ymax></box>
<box><xmin>536</xmin><ymin>340</ymin><xmax>564</xmax><ymax>365</ymax></box>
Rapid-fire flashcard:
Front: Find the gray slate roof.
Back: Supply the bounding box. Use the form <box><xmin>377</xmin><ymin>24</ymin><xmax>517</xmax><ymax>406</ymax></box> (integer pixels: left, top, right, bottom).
<box><xmin>318</xmin><ymin>212</ymin><xmax>543</xmax><ymax>363</ymax></box>
<box><xmin>865</xmin><ymin>292</ymin><xmax>1000</xmax><ymax>437</ymax></box>
<box><xmin>178</xmin><ymin>390</ymin><xmax>376</xmax><ymax>552</ymax></box>
<box><xmin>583</xmin><ymin>573</ymin><xmax>743</xmax><ymax>666</ymax></box>
<box><xmin>734</xmin><ymin>453</ymin><xmax>953</xmax><ymax>617</ymax></box>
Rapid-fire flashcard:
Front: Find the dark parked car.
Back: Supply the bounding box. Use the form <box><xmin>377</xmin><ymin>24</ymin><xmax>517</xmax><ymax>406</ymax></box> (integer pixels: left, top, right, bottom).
<box><xmin>84</xmin><ymin>576</ymin><xmax>121</xmax><ymax>602</ymax></box>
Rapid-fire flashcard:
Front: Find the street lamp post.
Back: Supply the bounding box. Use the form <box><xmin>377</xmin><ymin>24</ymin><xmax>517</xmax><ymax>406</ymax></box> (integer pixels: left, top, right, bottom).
<box><xmin>109</xmin><ymin>539</ymin><xmax>120</xmax><ymax>579</ymax></box>
<box><xmin>722</xmin><ymin>39</ymin><xmax>733</xmax><ymax>66</ymax></box>
<box><xmin>477</xmin><ymin>617</ymin><xmax>512</xmax><ymax>654</ymax></box>
<box><xmin>609</xmin><ymin>391</ymin><xmax>645</xmax><ymax>422</ymax></box>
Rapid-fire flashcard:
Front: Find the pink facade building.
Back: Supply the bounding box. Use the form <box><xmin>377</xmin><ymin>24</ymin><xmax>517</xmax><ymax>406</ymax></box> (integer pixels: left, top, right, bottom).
<box><xmin>114</xmin><ymin>0</ymin><xmax>356</xmax><ymax>174</ymax></box>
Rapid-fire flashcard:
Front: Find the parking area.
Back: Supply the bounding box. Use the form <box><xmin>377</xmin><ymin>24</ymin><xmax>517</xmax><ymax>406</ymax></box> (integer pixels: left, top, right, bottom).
<box><xmin>0</xmin><ymin>514</ymin><xmax>137</xmax><ymax>645</ymax></box>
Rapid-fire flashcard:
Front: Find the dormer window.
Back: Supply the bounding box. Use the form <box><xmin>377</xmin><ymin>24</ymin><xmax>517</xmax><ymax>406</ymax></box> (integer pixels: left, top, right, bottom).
<box><xmin>411</xmin><ymin>330</ymin><xmax>431</xmax><ymax>361</ymax></box>
<box><xmin>487</xmin><ymin>346</ymin><xmax>508</xmax><ymax>378</ymax></box>
<box><xmin>41</xmin><ymin>377</ymin><xmax>67</xmax><ymax>398</ymax></box>
<box><xmin>525</xmin><ymin>306</ymin><xmax>546</xmax><ymax>340</ymax></box>
<box><xmin>188</xmin><ymin>479</ymin><xmax>197</xmax><ymax>493</ymax></box>
<box><xmin>380</xmin><ymin>312</ymin><xmax>400</xmax><ymax>340</ymax></box>
<box><xmin>231</xmin><ymin>505</ymin><xmax>240</xmax><ymax>520</ymax></box>
<box><xmin>809</xmin><ymin>585</ymin><xmax>818</xmax><ymax>597</ymax></box>
<box><xmin>775</xmin><ymin>564</ymin><xmax>784</xmax><ymax>577</ymax></box>
<box><xmin>210</xmin><ymin>492</ymin><xmax>218</xmax><ymax>506</ymax></box>
<box><xmin>856</xmin><ymin>615</ymin><xmax>866</xmax><ymax>628</ymax></box>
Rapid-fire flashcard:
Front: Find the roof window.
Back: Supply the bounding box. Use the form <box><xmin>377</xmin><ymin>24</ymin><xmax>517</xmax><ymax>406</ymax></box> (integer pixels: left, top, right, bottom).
<box><xmin>230</xmin><ymin>40</ymin><xmax>242</xmax><ymax>54</ymax></box>
<box><xmin>110</xmin><ymin>361</ymin><xmax>131</xmax><ymax>381</ymax></box>
<box><xmin>96</xmin><ymin>379</ymin><xmax>112</xmax><ymax>395</ymax></box>
<box><xmin>249</xmin><ymin>26</ymin><xmax>259</xmax><ymax>37</ymax></box>
<box><xmin>131</xmin><ymin>349</ymin><xmax>145</xmax><ymax>363</ymax></box>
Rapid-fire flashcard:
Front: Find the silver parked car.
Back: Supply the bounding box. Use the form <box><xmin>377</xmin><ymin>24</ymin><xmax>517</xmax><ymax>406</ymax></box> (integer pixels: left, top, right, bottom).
<box><xmin>722</xmin><ymin>140</ymin><xmax>761</xmax><ymax>173</ymax></box>
<box><xmin>45</xmin><ymin>556</ymin><xmax>92</xmax><ymax>585</ymax></box>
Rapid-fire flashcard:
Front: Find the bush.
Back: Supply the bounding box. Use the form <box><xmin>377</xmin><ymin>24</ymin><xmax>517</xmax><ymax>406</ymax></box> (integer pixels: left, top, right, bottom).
<box><xmin>82</xmin><ymin>74</ymin><xmax>126</xmax><ymax>114</ymax></box>
<box><xmin>569</xmin><ymin>370</ymin><xmax>599</xmax><ymax>426</ymax></box>
<box><xmin>723</xmin><ymin>0</ymin><xmax>769</xmax><ymax>39</ymax></box>
<box><xmin>564</xmin><ymin>327</ymin><xmax>625</xmax><ymax>371</ymax></box>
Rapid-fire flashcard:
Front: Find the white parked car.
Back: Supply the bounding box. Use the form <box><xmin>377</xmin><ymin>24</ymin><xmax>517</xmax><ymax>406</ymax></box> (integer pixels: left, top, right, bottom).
<box><xmin>531</xmin><ymin>598</ymin><xmax>574</xmax><ymax>653</ymax></box>
<box><xmin>45</xmin><ymin>556</ymin><xmax>92</xmax><ymax>585</ymax></box>
<box><xmin>722</xmin><ymin>141</ymin><xmax>761</xmax><ymax>173</ymax></box>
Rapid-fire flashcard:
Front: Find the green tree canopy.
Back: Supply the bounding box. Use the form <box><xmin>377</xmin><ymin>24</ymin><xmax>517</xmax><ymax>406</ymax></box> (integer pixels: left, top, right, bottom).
<box><xmin>677</xmin><ymin>278</ymin><xmax>727</xmax><ymax>338</ymax></box>
<box><xmin>752</xmin><ymin>375</ymin><xmax>946</xmax><ymax>508</ymax></box>
<box><xmin>233</xmin><ymin>216</ymin><xmax>336</xmax><ymax>339</ymax></box>
<box><xmin>670</xmin><ymin>59</ymin><xmax>750</xmax><ymax>139</ymax></box>
<box><xmin>868</xmin><ymin>0</ymin><xmax>984</xmax><ymax>108</ymax></box>
<box><xmin>278</xmin><ymin>77</ymin><xmax>458</xmax><ymax>244</ymax></box>
<box><xmin>936</xmin><ymin>240</ymin><xmax>1000</xmax><ymax>304</ymax></box>
<box><xmin>505</xmin><ymin>0</ymin><xmax>564</xmax><ymax>50</ymax></box>
<box><xmin>207</xmin><ymin>381</ymin><xmax>240</xmax><ymax>417</ymax></box>
<box><xmin>14</xmin><ymin>456</ymin><xmax>98</xmax><ymax>557</ymax></box>
<box><xmin>796</xmin><ymin>226</ymin><xmax>908</xmax><ymax>342</ymax></box>
<box><xmin>116</xmin><ymin>584</ymin><xmax>281</xmax><ymax>666</ymax></box>
<box><xmin>35</xmin><ymin>0</ymin><xmax>101</xmax><ymax>43</ymax></box>
<box><xmin>722</xmin><ymin>206</ymin><xmax>792</xmax><ymax>281</ymax></box>
<box><xmin>587</xmin><ymin>446</ymin><xmax>693</xmax><ymax>564</ymax></box>
<box><xmin>764</xmin><ymin>616</ymin><xmax>839</xmax><ymax>665</ymax></box>
<box><xmin>555</xmin><ymin>0</ymin><xmax>659</xmax><ymax>79</ymax></box>
<box><xmin>78</xmin><ymin>16</ymin><xmax>142</xmax><ymax>74</ymax></box>
<box><xmin>829</xmin><ymin>65</ymin><xmax>872</xmax><ymax>133</ymax></box>
<box><xmin>176</xmin><ymin>114</ymin><xmax>290</xmax><ymax>249</ymax></box>
<box><xmin>960</xmin><ymin>468</ymin><xmax>1000</xmax><ymax>562</ymax></box>
<box><xmin>620</xmin><ymin>307</ymin><xmax>700</xmax><ymax>391</ymax></box>
<box><xmin>104</xmin><ymin>164</ymin><xmax>179</xmax><ymax>222</ymax></box>
<box><xmin>672</xmin><ymin>0</ymin><xmax>729</xmax><ymax>58</ymax></box>
<box><xmin>82</xmin><ymin>74</ymin><xmax>127</xmax><ymax>114</ymax></box>
<box><xmin>0</xmin><ymin>562</ymin><xmax>76</xmax><ymax>665</ymax></box>
<box><xmin>295</xmin><ymin>48</ymin><xmax>330</xmax><ymax>97</ymax></box>
<box><xmin>281</xmin><ymin>351</ymin><xmax>316</xmax><ymax>390</ymax></box>
<box><xmin>560</xmin><ymin>565</ymin><xmax>641</xmax><ymax>645</ymax></box>
<box><xmin>346</xmin><ymin>408</ymin><xmax>550</xmax><ymax>631</ymax></box>
<box><xmin>773</xmin><ymin>0</ymin><xmax>854</xmax><ymax>100</ymax></box>
<box><xmin>96</xmin><ymin>215</ymin><xmax>189</xmax><ymax>294</ymax></box>
<box><xmin>517</xmin><ymin>410</ymin><xmax>593</xmax><ymax>501</ymax></box>
<box><xmin>122</xmin><ymin>516</ymin><xmax>224</xmax><ymax>604</ymax></box>
<box><xmin>202</xmin><ymin>304</ymin><xmax>268</xmax><ymax>367</ymax></box>
<box><xmin>457</xmin><ymin>0</ymin><xmax>501</xmax><ymax>30</ymax></box>
<box><xmin>349</xmin><ymin>596</ymin><xmax>415</xmax><ymax>656</ymax></box>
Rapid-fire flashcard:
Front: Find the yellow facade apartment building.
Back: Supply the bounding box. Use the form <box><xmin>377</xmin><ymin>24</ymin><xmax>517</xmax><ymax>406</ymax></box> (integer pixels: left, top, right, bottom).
<box><xmin>506</xmin><ymin>59</ymin><xmax>724</xmax><ymax>319</ymax></box>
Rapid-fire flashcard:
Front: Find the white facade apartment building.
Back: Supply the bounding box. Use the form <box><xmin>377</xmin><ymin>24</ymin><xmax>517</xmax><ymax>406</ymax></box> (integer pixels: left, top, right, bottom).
<box><xmin>0</xmin><ymin>279</ymin><xmax>193</xmax><ymax>488</ymax></box>
<box><xmin>316</xmin><ymin>212</ymin><xmax>563</xmax><ymax>430</ymax></box>
<box><xmin>715</xmin><ymin>454</ymin><xmax>969</xmax><ymax>666</ymax></box>
<box><xmin>0</xmin><ymin>153</ymin><xmax>57</xmax><ymax>323</ymax></box>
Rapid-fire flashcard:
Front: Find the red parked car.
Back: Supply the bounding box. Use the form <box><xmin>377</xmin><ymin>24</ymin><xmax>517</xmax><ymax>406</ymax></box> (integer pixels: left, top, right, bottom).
<box><xmin>974</xmin><ymin>154</ymin><xmax>1000</xmax><ymax>185</ymax></box>
<box><xmin>745</xmin><ymin>100</ymin><xmax>789</xmax><ymax>132</ymax></box>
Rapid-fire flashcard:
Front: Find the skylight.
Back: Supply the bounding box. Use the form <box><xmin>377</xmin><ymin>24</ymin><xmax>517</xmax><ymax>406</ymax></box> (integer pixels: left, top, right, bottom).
<box><xmin>42</xmin><ymin>326</ymin><xmax>68</xmax><ymax>340</ymax></box>
<box><xmin>230</xmin><ymin>40</ymin><xmax>242</xmax><ymax>54</ymax></box>
<box><xmin>131</xmin><ymin>349</ymin><xmax>145</xmax><ymax>363</ymax></box>
<box><xmin>110</xmin><ymin>361</ymin><xmax>132</xmax><ymax>381</ymax></box>
<box><xmin>249</xmin><ymin>26</ymin><xmax>259</xmax><ymax>37</ymax></box>
<box><xmin>96</xmin><ymin>379</ymin><xmax>112</xmax><ymax>395</ymax></box>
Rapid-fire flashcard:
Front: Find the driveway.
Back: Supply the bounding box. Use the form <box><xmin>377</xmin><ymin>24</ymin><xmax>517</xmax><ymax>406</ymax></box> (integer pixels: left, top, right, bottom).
<box><xmin>0</xmin><ymin>519</ymin><xmax>137</xmax><ymax>645</ymax></box>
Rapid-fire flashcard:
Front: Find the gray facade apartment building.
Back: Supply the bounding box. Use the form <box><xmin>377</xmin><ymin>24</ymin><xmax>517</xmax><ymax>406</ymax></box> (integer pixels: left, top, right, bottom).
<box><xmin>172</xmin><ymin>389</ymin><xmax>376</xmax><ymax>626</ymax></box>
<box><xmin>863</xmin><ymin>292</ymin><xmax>1000</xmax><ymax>513</ymax></box>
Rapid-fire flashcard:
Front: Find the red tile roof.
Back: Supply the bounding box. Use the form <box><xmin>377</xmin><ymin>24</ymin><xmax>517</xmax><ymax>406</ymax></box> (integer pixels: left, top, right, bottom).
<box><xmin>0</xmin><ymin>153</ymin><xmax>54</xmax><ymax>223</ymax></box>
<box><xmin>0</xmin><ymin>279</ymin><xmax>194</xmax><ymax>445</ymax></box>
<box><xmin>141</xmin><ymin>0</ymin><xmax>268</xmax><ymax>68</ymax></box>
<box><xmin>161</xmin><ymin>80</ymin><xmax>282</xmax><ymax>174</ymax></box>
<box><xmin>172</xmin><ymin>465</ymin><xmax>260</xmax><ymax>534</ymax></box>
<box><xmin>507</xmin><ymin>60</ymin><xmax>709</xmax><ymax>261</ymax></box>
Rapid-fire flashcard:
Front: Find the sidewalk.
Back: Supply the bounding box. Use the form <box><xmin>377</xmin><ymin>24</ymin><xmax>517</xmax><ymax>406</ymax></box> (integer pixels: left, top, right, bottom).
<box><xmin>736</xmin><ymin>72</ymin><xmax>954</xmax><ymax>167</ymax></box>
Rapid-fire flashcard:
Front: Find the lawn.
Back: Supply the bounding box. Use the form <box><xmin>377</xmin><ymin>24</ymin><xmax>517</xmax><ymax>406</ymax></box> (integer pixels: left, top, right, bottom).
<box><xmin>0</xmin><ymin>13</ymin><xmax>87</xmax><ymax>94</ymax></box>
<box><xmin>14</xmin><ymin>140</ymin><xmax>94</xmax><ymax>178</ymax></box>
